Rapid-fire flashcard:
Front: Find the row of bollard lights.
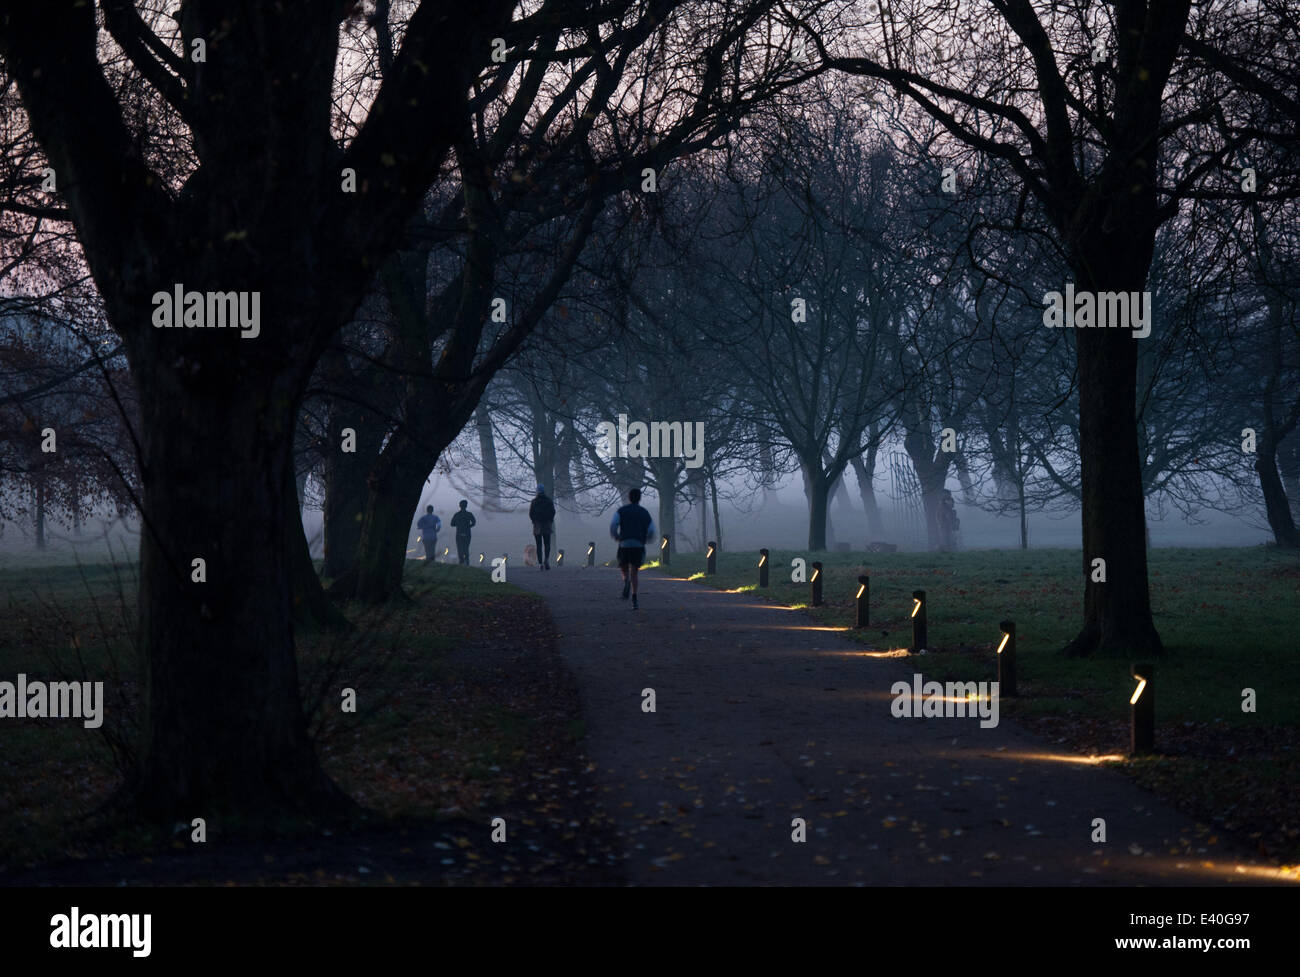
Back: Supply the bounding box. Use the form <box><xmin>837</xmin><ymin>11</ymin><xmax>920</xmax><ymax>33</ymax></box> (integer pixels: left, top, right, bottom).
<box><xmin>505</xmin><ymin>538</ymin><xmax>1154</xmax><ymax>756</ymax></box>
<box><xmin>726</xmin><ymin>544</ymin><xmax>1154</xmax><ymax>757</ymax></box>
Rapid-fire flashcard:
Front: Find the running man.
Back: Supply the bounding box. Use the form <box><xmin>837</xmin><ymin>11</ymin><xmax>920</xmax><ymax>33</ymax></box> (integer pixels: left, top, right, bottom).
<box><xmin>610</xmin><ymin>487</ymin><xmax>656</xmax><ymax>610</ymax></box>
<box><xmin>416</xmin><ymin>505</ymin><xmax>441</xmax><ymax>563</ymax></box>
<box><xmin>450</xmin><ymin>499</ymin><xmax>476</xmax><ymax>565</ymax></box>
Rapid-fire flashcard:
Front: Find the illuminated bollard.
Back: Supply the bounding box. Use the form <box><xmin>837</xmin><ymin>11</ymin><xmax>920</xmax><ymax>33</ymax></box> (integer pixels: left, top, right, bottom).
<box><xmin>997</xmin><ymin>620</ymin><xmax>1017</xmax><ymax>697</ymax></box>
<box><xmin>909</xmin><ymin>590</ymin><xmax>927</xmax><ymax>653</ymax></box>
<box><xmin>478</xmin><ymin>553</ymin><xmax>484</xmax><ymax>565</ymax></box>
<box><xmin>556</xmin><ymin>549</ymin><xmax>564</xmax><ymax>566</ymax></box>
<box><xmin>854</xmin><ymin>574</ymin><xmax>870</xmax><ymax>628</ymax></box>
<box><xmin>587</xmin><ymin>542</ymin><xmax>595</xmax><ymax>567</ymax></box>
<box><xmin>758</xmin><ymin>549</ymin><xmax>769</xmax><ymax>588</ymax></box>
<box><xmin>706</xmin><ymin>541</ymin><xmax>717</xmax><ymax>575</ymax></box>
<box><xmin>660</xmin><ymin>535</ymin><xmax>670</xmax><ymax>567</ymax></box>
<box><xmin>811</xmin><ymin>561</ymin><xmax>824</xmax><ymax>607</ymax></box>
<box><xmin>1131</xmin><ymin>663</ymin><xmax>1154</xmax><ymax>756</ymax></box>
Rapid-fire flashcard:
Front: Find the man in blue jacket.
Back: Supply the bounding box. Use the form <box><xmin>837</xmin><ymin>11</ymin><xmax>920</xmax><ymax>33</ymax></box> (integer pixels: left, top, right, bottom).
<box><xmin>610</xmin><ymin>487</ymin><xmax>656</xmax><ymax>610</ymax></box>
<box><xmin>416</xmin><ymin>505</ymin><xmax>441</xmax><ymax>563</ymax></box>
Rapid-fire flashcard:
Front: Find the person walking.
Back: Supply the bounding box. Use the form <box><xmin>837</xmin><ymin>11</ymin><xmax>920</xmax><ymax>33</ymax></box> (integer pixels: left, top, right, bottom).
<box><xmin>610</xmin><ymin>487</ymin><xmax>655</xmax><ymax>610</ymax></box>
<box><xmin>529</xmin><ymin>484</ymin><xmax>556</xmax><ymax>570</ymax></box>
<box><xmin>416</xmin><ymin>505</ymin><xmax>441</xmax><ymax>563</ymax></box>
<box><xmin>450</xmin><ymin>499</ymin><xmax>476</xmax><ymax>565</ymax></box>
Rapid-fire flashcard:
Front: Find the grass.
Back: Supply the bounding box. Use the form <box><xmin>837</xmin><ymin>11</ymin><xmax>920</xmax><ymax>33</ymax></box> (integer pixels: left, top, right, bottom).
<box><xmin>652</xmin><ymin>545</ymin><xmax>1300</xmax><ymax>861</ymax></box>
<box><xmin>0</xmin><ymin>559</ymin><xmax>585</xmax><ymax>877</ymax></box>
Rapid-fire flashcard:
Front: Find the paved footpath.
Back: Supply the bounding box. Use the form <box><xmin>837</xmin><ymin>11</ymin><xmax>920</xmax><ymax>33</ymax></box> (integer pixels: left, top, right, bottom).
<box><xmin>516</xmin><ymin>563</ymin><xmax>1283</xmax><ymax>885</ymax></box>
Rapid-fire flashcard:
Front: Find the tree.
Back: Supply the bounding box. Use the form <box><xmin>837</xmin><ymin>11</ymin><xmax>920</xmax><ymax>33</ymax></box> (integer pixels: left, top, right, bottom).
<box><xmin>702</xmin><ymin>105</ymin><xmax>906</xmax><ymax>550</ymax></box>
<box><xmin>803</xmin><ymin>0</ymin><xmax>1298</xmax><ymax>656</ymax></box>
<box><xmin>0</xmin><ymin>0</ymin><xmax>517</xmax><ymax>821</ymax></box>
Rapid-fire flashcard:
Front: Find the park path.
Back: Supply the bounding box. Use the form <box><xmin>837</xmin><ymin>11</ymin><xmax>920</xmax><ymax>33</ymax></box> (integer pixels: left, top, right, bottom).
<box><xmin>514</xmin><ymin>562</ymin><xmax>1283</xmax><ymax>886</ymax></box>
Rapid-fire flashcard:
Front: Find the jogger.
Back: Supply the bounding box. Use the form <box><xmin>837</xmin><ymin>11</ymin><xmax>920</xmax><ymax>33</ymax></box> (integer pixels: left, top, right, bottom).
<box><xmin>416</xmin><ymin>505</ymin><xmax>441</xmax><ymax>563</ymax></box>
<box><xmin>610</xmin><ymin>487</ymin><xmax>656</xmax><ymax>609</ymax></box>
<box><xmin>451</xmin><ymin>499</ymin><xmax>476</xmax><ymax>565</ymax></box>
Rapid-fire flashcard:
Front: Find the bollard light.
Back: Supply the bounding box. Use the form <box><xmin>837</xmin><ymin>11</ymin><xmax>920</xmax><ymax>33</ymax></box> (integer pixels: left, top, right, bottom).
<box><xmin>660</xmin><ymin>535</ymin><xmax>670</xmax><ymax>567</ymax></box>
<box><xmin>478</xmin><ymin>552</ymin><xmax>484</xmax><ymax>565</ymax></box>
<box><xmin>1130</xmin><ymin>663</ymin><xmax>1154</xmax><ymax>755</ymax></box>
<box><xmin>758</xmin><ymin>549</ymin><xmax>769</xmax><ymax>588</ymax></box>
<box><xmin>443</xmin><ymin>546</ymin><xmax>449</xmax><ymax>558</ymax></box>
<box><xmin>556</xmin><ymin>549</ymin><xmax>564</xmax><ymax>566</ymax></box>
<box><xmin>909</xmin><ymin>589</ymin><xmax>927</xmax><ymax>653</ymax></box>
<box><xmin>587</xmin><ymin>542</ymin><xmax>595</xmax><ymax>567</ymax></box>
<box><xmin>997</xmin><ymin>620</ymin><xmax>1017</xmax><ymax>697</ymax></box>
<box><xmin>706</xmin><ymin>541</ymin><xmax>717</xmax><ymax>575</ymax></box>
<box><xmin>854</xmin><ymin>574</ymin><xmax>870</xmax><ymax>628</ymax></box>
<box><xmin>811</xmin><ymin>561</ymin><xmax>824</xmax><ymax>606</ymax></box>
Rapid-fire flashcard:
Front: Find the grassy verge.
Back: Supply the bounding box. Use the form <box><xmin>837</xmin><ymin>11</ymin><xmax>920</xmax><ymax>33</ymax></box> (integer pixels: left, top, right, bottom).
<box><xmin>0</xmin><ymin>560</ymin><xmax>609</xmax><ymax>883</ymax></box>
<box><xmin>650</xmin><ymin>546</ymin><xmax>1300</xmax><ymax>862</ymax></box>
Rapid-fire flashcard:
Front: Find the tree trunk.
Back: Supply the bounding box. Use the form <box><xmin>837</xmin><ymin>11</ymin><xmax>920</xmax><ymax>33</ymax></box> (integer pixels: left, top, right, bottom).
<box><xmin>132</xmin><ymin>368</ymin><xmax>347</xmax><ymax>821</ymax></box>
<box><xmin>697</xmin><ymin>474</ymin><xmax>707</xmax><ymax>552</ymax></box>
<box><xmin>321</xmin><ymin>390</ymin><xmax>383</xmax><ymax>580</ymax></box>
<box><xmin>339</xmin><ymin>439</ymin><xmax>439</xmax><ymax>603</ymax></box>
<box><xmin>34</xmin><ymin>479</ymin><xmax>46</xmax><ymax>549</ymax></box>
<box><xmin>805</xmin><ymin>467</ymin><xmax>829</xmax><ymax>551</ymax></box>
<box><xmin>476</xmin><ymin>404</ymin><xmax>501</xmax><ymax>509</ymax></box>
<box><xmin>1018</xmin><ymin>470</ymin><xmax>1028</xmax><ymax>551</ymax></box>
<box><xmin>902</xmin><ymin>436</ymin><xmax>951</xmax><ymax>551</ymax></box>
<box><xmin>651</xmin><ymin>457</ymin><xmax>676</xmax><ymax>550</ymax></box>
<box><xmin>954</xmin><ymin>452</ymin><xmax>977</xmax><ymax>505</ymax></box>
<box><xmin>758</xmin><ymin>438</ymin><xmax>777</xmax><ymax>506</ymax></box>
<box><xmin>1257</xmin><ymin>433</ymin><xmax>1300</xmax><ymax>547</ymax></box>
<box><xmin>286</xmin><ymin>469</ymin><xmax>350</xmax><ymax>631</ymax></box>
<box><xmin>709</xmin><ymin>467</ymin><xmax>723</xmax><ymax>551</ymax></box>
<box><xmin>850</xmin><ymin>452</ymin><xmax>885</xmax><ymax>540</ymax></box>
<box><xmin>1063</xmin><ymin>275</ymin><xmax>1163</xmax><ymax>658</ymax></box>
<box><xmin>554</xmin><ymin>418</ymin><xmax>575</xmax><ymax>505</ymax></box>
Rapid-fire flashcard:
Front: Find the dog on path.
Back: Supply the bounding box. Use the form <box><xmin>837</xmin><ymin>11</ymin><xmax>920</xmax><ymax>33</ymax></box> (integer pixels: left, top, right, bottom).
<box><xmin>523</xmin><ymin>544</ymin><xmax>538</xmax><ymax>566</ymax></box>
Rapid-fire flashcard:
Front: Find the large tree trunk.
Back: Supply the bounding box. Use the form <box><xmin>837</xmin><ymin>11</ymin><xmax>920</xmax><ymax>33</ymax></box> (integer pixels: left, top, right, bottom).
<box><xmin>133</xmin><ymin>366</ymin><xmax>347</xmax><ymax>821</ymax></box>
<box><xmin>476</xmin><ymin>403</ymin><xmax>501</xmax><ymax>510</ymax></box>
<box><xmin>1063</xmin><ymin>262</ymin><xmax>1163</xmax><ymax>658</ymax></box>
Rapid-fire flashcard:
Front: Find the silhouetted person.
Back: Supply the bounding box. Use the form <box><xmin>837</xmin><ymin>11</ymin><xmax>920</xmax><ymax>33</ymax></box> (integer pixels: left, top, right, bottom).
<box><xmin>451</xmin><ymin>499</ymin><xmax>476</xmax><ymax>565</ymax></box>
<box><xmin>611</xmin><ymin>487</ymin><xmax>655</xmax><ymax>609</ymax></box>
<box><xmin>416</xmin><ymin>505</ymin><xmax>441</xmax><ymax>563</ymax></box>
<box><xmin>529</xmin><ymin>484</ymin><xmax>556</xmax><ymax>570</ymax></box>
